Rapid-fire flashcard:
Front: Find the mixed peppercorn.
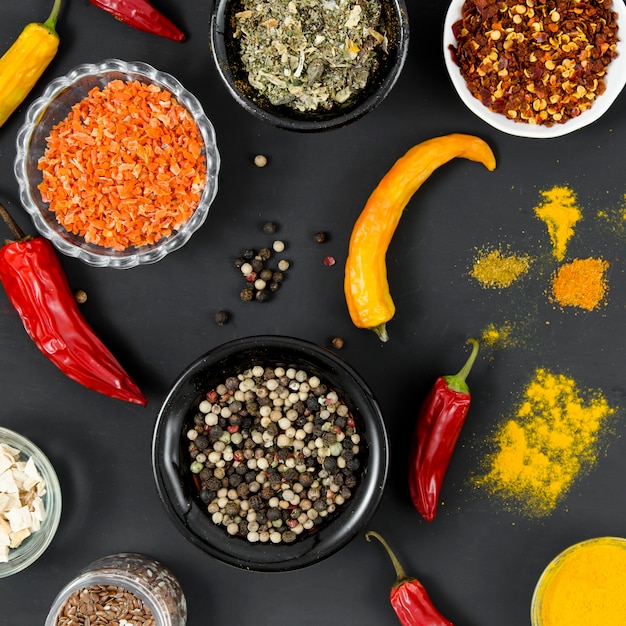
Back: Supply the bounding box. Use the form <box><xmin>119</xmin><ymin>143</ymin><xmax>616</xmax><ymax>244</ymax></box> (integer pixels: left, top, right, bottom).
<box><xmin>186</xmin><ymin>364</ymin><xmax>362</xmax><ymax>543</ymax></box>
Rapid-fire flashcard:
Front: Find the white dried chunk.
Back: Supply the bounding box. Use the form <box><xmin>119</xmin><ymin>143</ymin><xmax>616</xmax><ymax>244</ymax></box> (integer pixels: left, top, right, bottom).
<box><xmin>0</xmin><ymin>442</ymin><xmax>47</xmax><ymax>562</ymax></box>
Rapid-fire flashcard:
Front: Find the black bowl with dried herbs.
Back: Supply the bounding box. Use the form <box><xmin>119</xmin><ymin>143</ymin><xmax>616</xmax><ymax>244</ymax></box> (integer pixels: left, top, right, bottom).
<box><xmin>152</xmin><ymin>335</ymin><xmax>389</xmax><ymax>571</ymax></box>
<box><xmin>210</xmin><ymin>0</ymin><xmax>409</xmax><ymax>131</ymax></box>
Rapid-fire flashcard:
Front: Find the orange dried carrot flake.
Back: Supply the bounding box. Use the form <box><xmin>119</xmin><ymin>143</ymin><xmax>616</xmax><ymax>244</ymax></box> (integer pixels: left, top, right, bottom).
<box><xmin>37</xmin><ymin>79</ymin><xmax>207</xmax><ymax>251</ymax></box>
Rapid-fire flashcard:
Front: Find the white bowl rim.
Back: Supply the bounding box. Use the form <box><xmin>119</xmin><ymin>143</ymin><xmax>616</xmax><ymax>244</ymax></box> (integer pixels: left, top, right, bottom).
<box><xmin>14</xmin><ymin>59</ymin><xmax>220</xmax><ymax>269</ymax></box>
<box><xmin>443</xmin><ymin>0</ymin><xmax>626</xmax><ymax>138</ymax></box>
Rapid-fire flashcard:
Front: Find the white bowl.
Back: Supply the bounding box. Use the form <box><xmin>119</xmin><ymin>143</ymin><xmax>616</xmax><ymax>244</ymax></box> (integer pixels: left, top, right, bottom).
<box><xmin>0</xmin><ymin>427</ymin><xmax>62</xmax><ymax>577</ymax></box>
<box><xmin>14</xmin><ymin>59</ymin><xmax>220</xmax><ymax>269</ymax></box>
<box><xmin>443</xmin><ymin>0</ymin><xmax>626</xmax><ymax>138</ymax></box>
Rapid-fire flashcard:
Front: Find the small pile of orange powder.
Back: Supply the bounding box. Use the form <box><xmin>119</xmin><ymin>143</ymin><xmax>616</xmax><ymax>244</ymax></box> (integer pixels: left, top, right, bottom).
<box><xmin>38</xmin><ymin>79</ymin><xmax>207</xmax><ymax>251</ymax></box>
<box><xmin>550</xmin><ymin>257</ymin><xmax>609</xmax><ymax>311</ymax></box>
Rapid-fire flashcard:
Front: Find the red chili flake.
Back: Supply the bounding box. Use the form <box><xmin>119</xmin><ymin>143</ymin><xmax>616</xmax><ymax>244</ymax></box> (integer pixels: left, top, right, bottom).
<box><xmin>245</xmin><ymin>271</ymin><xmax>257</xmax><ymax>282</ymax></box>
<box><xmin>323</xmin><ymin>256</ymin><xmax>336</xmax><ymax>266</ymax></box>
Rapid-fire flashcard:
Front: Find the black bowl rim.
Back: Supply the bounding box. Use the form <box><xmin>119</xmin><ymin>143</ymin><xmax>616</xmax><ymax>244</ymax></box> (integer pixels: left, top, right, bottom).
<box><xmin>209</xmin><ymin>0</ymin><xmax>410</xmax><ymax>131</ymax></box>
<box><xmin>151</xmin><ymin>335</ymin><xmax>389</xmax><ymax>572</ymax></box>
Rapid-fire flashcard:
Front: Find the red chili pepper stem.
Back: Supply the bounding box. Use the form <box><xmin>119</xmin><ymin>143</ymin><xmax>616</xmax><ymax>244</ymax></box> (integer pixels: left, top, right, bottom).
<box><xmin>443</xmin><ymin>338</ymin><xmax>479</xmax><ymax>393</ymax></box>
<box><xmin>366</xmin><ymin>530</ymin><xmax>411</xmax><ymax>587</ymax></box>
<box><xmin>0</xmin><ymin>203</ymin><xmax>27</xmax><ymax>242</ymax></box>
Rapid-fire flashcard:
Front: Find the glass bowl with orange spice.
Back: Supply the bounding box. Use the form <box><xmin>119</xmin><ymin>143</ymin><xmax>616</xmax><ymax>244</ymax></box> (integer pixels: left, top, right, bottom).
<box><xmin>14</xmin><ymin>59</ymin><xmax>220</xmax><ymax>269</ymax></box>
<box><xmin>443</xmin><ymin>0</ymin><xmax>626</xmax><ymax>138</ymax></box>
<box><xmin>531</xmin><ymin>537</ymin><xmax>626</xmax><ymax>625</ymax></box>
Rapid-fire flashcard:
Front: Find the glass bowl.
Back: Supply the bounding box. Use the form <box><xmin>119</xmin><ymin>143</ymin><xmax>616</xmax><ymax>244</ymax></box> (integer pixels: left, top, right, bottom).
<box><xmin>443</xmin><ymin>0</ymin><xmax>626</xmax><ymax>138</ymax></box>
<box><xmin>45</xmin><ymin>553</ymin><xmax>186</xmax><ymax>626</ymax></box>
<box><xmin>531</xmin><ymin>537</ymin><xmax>626</xmax><ymax>625</ymax></box>
<box><xmin>0</xmin><ymin>427</ymin><xmax>62</xmax><ymax>577</ymax></box>
<box><xmin>14</xmin><ymin>59</ymin><xmax>220</xmax><ymax>269</ymax></box>
<box><xmin>210</xmin><ymin>0</ymin><xmax>410</xmax><ymax>131</ymax></box>
<box><xmin>152</xmin><ymin>335</ymin><xmax>389</xmax><ymax>571</ymax></box>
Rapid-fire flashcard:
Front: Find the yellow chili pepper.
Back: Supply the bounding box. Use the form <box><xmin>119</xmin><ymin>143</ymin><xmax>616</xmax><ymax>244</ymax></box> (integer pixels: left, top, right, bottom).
<box><xmin>344</xmin><ymin>133</ymin><xmax>496</xmax><ymax>342</ymax></box>
<box><xmin>0</xmin><ymin>0</ymin><xmax>62</xmax><ymax>128</ymax></box>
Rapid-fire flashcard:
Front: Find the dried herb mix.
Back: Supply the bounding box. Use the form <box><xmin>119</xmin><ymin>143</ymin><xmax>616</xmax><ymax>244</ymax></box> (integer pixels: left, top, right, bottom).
<box><xmin>233</xmin><ymin>0</ymin><xmax>388</xmax><ymax>111</ymax></box>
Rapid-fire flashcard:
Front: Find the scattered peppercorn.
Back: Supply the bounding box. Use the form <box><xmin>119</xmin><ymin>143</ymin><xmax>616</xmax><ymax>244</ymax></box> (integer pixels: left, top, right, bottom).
<box><xmin>262</xmin><ymin>221</ymin><xmax>277</xmax><ymax>235</ymax></box>
<box><xmin>314</xmin><ymin>232</ymin><xmax>328</xmax><ymax>244</ymax></box>
<box><xmin>331</xmin><ymin>337</ymin><xmax>344</xmax><ymax>349</ymax></box>
<box><xmin>214</xmin><ymin>310</ymin><xmax>230</xmax><ymax>326</ymax></box>
<box><xmin>272</xmin><ymin>240</ymin><xmax>285</xmax><ymax>253</ymax></box>
<box><xmin>74</xmin><ymin>289</ymin><xmax>87</xmax><ymax>304</ymax></box>
<box><xmin>324</xmin><ymin>256</ymin><xmax>336</xmax><ymax>266</ymax></box>
<box><xmin>240</xmin><ymin>287</ymin><xmax>254</xmax><ymax>302</ymax></box>
<box><xmin>254</xmin><ymin>154</ymin><xmax>268</xmax><ymax>167</ymax></box>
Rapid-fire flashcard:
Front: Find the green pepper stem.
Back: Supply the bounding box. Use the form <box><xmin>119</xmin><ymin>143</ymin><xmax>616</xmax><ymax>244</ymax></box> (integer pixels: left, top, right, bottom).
<box><xmin>44</xmin><ymin>0</ymin><xmax>63</xmax><ymax>31</ymax></box>
<box><xmin>443</xmin><ymin>338</ymin><xmax>479</xmax><ymax>393</ymax></box>
<box><xmin>372</xmin><ymin>323</ymin><xmax>389</xmax><ymax>342</ymax></box>
<box><xmin>365</xmin><ymin>530</ymin><xmax>411</xmax><ymax>587</ymax></box>
<box><xmin>0</xmin><ymin>202</ymin><xmax>26</xmax><ymax>241</ymax></box>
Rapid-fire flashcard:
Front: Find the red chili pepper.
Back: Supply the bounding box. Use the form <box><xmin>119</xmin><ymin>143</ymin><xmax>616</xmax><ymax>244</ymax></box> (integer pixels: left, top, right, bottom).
<box><xmin>0</xmin><ymin>204</ymin><xmax>147</xmax><ymax>406</ymax></box>
<box><xmin>88</xmin><ymin>0</ymin><xmax>185</xmax><ymax>41</ymax></box>
<box><xmin>366</xmin><ymin>531</ymin><xmax>454</xmax><ymax>626</ymax></box>
<box><xmin>409</xmin><ymin>339</ymin><xmax>479</xmax><ymax>521</ymax></box>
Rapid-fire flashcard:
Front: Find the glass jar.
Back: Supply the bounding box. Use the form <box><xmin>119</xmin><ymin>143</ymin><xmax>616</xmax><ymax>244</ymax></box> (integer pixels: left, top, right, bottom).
<box><xmin>45</xmin><ymin>553</ymin><xmax>187</xmax><ymax>626</ymax></box>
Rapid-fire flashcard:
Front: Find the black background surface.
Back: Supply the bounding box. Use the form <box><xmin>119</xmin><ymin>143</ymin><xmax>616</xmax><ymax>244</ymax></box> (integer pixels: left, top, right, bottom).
<box><xmin>2</xmin><ymin>1</ymin><xmax>626</xmax><ymax>624</ymax></box>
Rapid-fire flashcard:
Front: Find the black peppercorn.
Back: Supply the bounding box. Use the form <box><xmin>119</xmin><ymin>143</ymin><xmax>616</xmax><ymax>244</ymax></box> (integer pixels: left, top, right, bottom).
<box><xmin>256</xmin><ymin>289</ymin><xmax>271</xmax><ymax>302</ymax></box>
<box><xmin>260</xmin><ymin>268</ymin><xmax>273</xmax><ymax>281</ymax></box>
<box><xmin>262</xmin><ymin>221</ymin><xmax>277</xmax><ymax>235</ymax></box>
<box><xmin>240</xmin><ymin>287</ymin><xmax>254</xmax><ymax>302</ymax></box>
<box><xmin>243</xmin><ymin>249</ymin><xmax>256</xmax><ymax>261</ymax></box>
<box><xmin>267</xmin><ymin>507</ymin><xmax>282</xmax><ymax>522</ymax></box>
<box><xmin>215</xmin><ymin>310</ymin><xmax>230</xmax><ymax>326</ymax></box>
<box><xmin>194</xmin><ymin>435</ymin><xmax>209</xmax><ymax>450</ymax></box>
<box><xmin>258</xmin><ymin>247</ymin><xmax>272</xmax><ymax>260</ymax></box>
<box><xmin>208</xmin><ymin>425</ymin><xmax>223</xmax><ymax>441</ymax></box>
<box><xmin>313</xmin><ymin>231</ymin><xmax>328</xmax><ymax>243</ymax></box>
<box><xmin>249</xmin><ymin>495</ymin><xmax>264</xmax><ymax>511</ymax></box>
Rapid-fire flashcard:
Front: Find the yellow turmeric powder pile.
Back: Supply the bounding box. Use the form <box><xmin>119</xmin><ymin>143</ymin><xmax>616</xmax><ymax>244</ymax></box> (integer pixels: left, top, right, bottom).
<box><xmin>470</xmin><ymin>248</ymin><xmax>531</xmax><ymax>288</ymax></box>
<box><xmin>474</xmin><ymin>368</ymin><xmax>615</xmax><ymax>517</ymax></box>
<box><xmin>534</xmin><ymin>186</ymin><xmax>582</xmax><ymax>261</ymax></box>
<box><xmin>551</xmin><ymin>257</ymin><xmax>609</xmax><ymax>311</ymax></box>
<box><xmin>535</xmin><ymin>537</ymin><xmax>626</xmax><ymax>626</ymax></box>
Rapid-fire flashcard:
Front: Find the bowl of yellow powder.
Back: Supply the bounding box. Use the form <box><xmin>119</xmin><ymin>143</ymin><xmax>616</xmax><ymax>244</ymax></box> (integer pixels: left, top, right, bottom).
<box><xmin>531</xmin><ymin>537</ymin><xmax>626</xmax><ymax>626</ymax></box>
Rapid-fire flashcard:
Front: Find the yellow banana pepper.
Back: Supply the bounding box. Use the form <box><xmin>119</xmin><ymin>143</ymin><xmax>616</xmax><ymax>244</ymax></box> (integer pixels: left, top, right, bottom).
<box><xmin>344</xmin><ymin>133</ymin><xmax>497</xmax><ymax>342</ymax></box>
<box><xmin>0</xmin><ymin>0</ymin><xmax>62</xmax><ymax>127</ymax></box>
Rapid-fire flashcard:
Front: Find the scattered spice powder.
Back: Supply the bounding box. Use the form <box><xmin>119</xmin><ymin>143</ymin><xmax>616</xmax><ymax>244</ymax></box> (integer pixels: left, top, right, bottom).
<box><xmin>38</xmin><ymin>79</ymin><xmax>207</xmax><ymax>251</ymax></box>
<box><xmin>551</xmin><ymin>257</ymin><xmax>609</xmax><ymax>310</ymax></box>
<box><xmin>534</xmin><ymin>186</ymin><xmax>582</xmax><ymax>261</ymax></box>
<box><xmin>474</xmin><ymin>368</ymin><xmax>615</xmax><ymax>517</ymax></box>
<box><xmin>480</xmin><ymin>321</ymin><xmax>516</xmax><ymax>348</ymax></box>
<box><xmin>470</xmin><ymin>247</ymin><xmax>531</xmax><ymax>288</ymax></box>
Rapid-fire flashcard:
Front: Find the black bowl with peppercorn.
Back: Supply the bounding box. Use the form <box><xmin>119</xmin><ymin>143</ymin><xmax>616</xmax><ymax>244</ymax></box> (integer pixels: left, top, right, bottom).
<box><xmin>152</xmin><ymin>335</ymin><xmax>388</xmax><ymax>571</ymax></box>
<box><xmin>210</xmin><ymin>0</ymin><xmax>410</xmax><ymax>131</ymax></box>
